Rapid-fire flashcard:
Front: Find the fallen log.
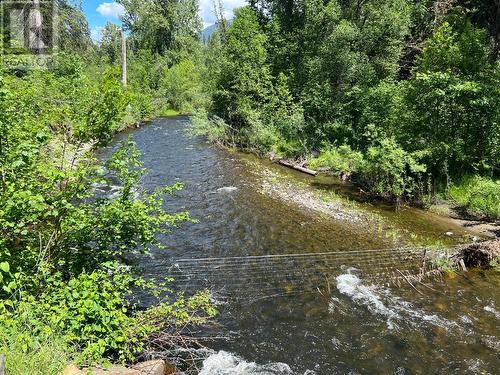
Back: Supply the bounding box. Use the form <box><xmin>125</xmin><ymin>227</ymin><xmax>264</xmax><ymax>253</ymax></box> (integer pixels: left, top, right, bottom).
<box><xmin>278</xmin><ymin>159</ymin><xmax>319</xmax><ymax>176</ymax></box>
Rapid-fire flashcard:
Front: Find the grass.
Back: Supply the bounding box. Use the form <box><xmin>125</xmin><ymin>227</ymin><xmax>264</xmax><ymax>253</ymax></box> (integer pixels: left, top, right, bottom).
<box><xmin>449</xmin><ymin>176</ymin><xmax>500</xmax><ymax>220</ymax></box>
<box><xmin>162</xmin><ymin>108</ymin><xmax>181</xmax><ymax>117</ymax></box>
<box><xmin>0</xmin><ymin>306</ymin><xmax>76</xmax><ymax>375</ymax></box>
<box><xmin>308</xmin><ymin>145</ymin><xmax>363</xmax><ymax>176</ymax></box>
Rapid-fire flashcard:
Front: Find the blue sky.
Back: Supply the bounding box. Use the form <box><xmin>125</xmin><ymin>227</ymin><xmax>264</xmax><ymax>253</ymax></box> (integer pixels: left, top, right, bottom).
<box><xmin>83</xmin><ymin>0</ymin><xmax>246</xmax><ymax>41</ymax></box>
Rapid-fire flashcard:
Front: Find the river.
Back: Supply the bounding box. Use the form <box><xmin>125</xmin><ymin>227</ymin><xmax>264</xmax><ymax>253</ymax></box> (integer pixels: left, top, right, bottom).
<box><xmin>102</xmin><ymin>116</ymin><xmax>499</xmax><ymax>375</ymax></box>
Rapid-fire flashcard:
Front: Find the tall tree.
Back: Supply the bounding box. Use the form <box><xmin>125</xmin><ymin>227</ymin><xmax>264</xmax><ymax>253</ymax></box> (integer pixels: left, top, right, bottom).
<box><xmin>99</xmin><ymin>22</ymin><xmax>122</xmax><ymax>64</ymax></box>
<box><xmin>118</xmin><ymin>0</ymin><xmax>202</xmax><ymax>61</ymax></box>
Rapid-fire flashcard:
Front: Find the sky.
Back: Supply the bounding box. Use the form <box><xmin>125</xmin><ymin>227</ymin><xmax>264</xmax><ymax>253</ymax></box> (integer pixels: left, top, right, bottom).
<box><xmin>83</xmin><ymin>0</ymin><xmax>246</xmax><ymax>41</ymax></box>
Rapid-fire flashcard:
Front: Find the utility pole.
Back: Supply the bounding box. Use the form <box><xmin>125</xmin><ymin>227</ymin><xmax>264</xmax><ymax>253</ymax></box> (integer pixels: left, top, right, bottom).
<box><xmin>28</xmin><ymin>0</ymin><xmax>46</xmax><ymax>53</ymax></box>
<box><xmin>121</xmin><ymin>28</ymin><xmax>127</xmax><ymax>87</ymax></box>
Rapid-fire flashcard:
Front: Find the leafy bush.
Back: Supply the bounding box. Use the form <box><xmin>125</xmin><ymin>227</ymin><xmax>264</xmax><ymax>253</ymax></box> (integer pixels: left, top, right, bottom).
<box><xmin>0</xmin><ymin>305</ymin><xmax>74</xmax><ymax>375</ymax></box>
<box><xmin>33</xmin><ymin>266</ymin><xmax>144</xmax><ymax>362</ymax></box>
<box><xmin>126</xmin><ymin>91</ymin><xmax>155</xmax><ymax>123</ymax></box>
<box><xmin>161</xmin><ymin>59</ymin><xmax>207</xmax><ymax>113</ymax></box>
<box><xmin>308</xmin><ymin>145</ymin><xmax>364</xmax><ymax>176</ymax></box>
<box><xmin>449</xmin><ymin>176</ymin><xmax>500</xmax><ymax>219</ymax></box>
<box><xmin>0</xmin><ymin>54</ymin><xmax>216</xmax><ymax>374</ymax></box>
<box><xmin>358</xmin><ymin>138</ymin><xmax>426</xmax><ymax>201</ymax></box>
<box><xmin>0</xmin><ymin>265</ymin><xmax>217</xmax><ymax>371</ymax></box>
<box><xmin>190</xmin><ymin>109</ymin><xmax>230</xmax><ymax>144</ymax></box>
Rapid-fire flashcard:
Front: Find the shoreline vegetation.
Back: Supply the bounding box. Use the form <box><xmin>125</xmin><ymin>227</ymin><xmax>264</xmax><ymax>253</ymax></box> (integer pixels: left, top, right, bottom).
<box><xmin>0</xmin><ymin>59</ymin><xmax>217</xmax><ymax>373</ymax></box>
<box><xmin>1</xmin><ymin>0</ymin><xmax>499</xmax><ymax>374</ymax></box>
<box><xmin>191</xmin><ymin>124</ymin><xmax>500</xmax><ymax>240</ymax></box>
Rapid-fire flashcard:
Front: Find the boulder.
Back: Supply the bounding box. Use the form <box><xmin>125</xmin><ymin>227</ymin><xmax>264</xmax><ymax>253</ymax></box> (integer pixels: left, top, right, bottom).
<box><xmin>0</xmin><ymin>355</ymin><xmax>6</xmax><ymax>375</ymax></box>
<box><xmin>131</xmin><ymin>360</ymin><xmax>167</xmax><ymax>375</ymax></box>
<box><xmin>60</xmin><ymin>359</ymin><xmax>178</xmax><ymax>375</ymax></box>
<box><xmin>85</xmin><ymin>367</ymin><xmax>140</xmax><ymax>375</ymax></box>
<box><xmin>60</xmin><ymin>364</ymin><xmax>85</xmax><ymax>375</ymax></box>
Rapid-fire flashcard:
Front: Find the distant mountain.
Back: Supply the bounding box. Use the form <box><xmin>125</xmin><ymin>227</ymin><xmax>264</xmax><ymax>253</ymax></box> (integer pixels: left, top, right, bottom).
<box><xmin>201</xmin><ymin>20</ymin><xmax>233</xmax><ymax>44</ymax></box>
<box><xmin>201</xmin><ymin>23</ymin><xmax>218</xmax><ymax>44</ymax></box>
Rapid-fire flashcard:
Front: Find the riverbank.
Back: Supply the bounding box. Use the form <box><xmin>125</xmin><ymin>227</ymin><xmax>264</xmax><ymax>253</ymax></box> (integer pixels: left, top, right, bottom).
<box><xmin>213</xmin><ymin>148</ymin><xmax>494</xmax><ymax>248</ymax></box>
<box><xmin>191</xmin><ymin>115</ymin><xmax>499</xmax><ymax>242</ymax></box>
<box><xmin>247</xmin><ymin>153</ymin><xmax>500</xmax><ymax>273</ymax></box>
<box><xmin>280</xmin><ymin>156</ymin><xmax>500</xmax><ymax>239</ymax></box>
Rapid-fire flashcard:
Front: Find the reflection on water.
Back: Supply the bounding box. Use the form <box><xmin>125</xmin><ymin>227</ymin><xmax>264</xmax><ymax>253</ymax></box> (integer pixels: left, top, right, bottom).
<box><xmin>101</xmin><ymin>117</ymin><xmax>499</xmax><ymax>374</ymax></box>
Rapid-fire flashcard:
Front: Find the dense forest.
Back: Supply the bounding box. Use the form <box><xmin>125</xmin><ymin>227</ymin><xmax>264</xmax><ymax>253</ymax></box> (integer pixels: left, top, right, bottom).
<box><xmin>0</xmin><ymin>0</ymin><xmax>499</xmax><ymax>374</ymax></box>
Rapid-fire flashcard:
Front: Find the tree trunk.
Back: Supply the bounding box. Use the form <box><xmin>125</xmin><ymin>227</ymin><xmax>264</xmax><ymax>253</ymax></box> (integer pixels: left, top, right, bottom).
<box><xmin>0</xmin><ymin>354</ymin><xmax>5</xmax><ymax>375</ymax></box>
<box><xmin>278</xmin><ymin>160</ymin><xmax>319</xmax><ymax>176</ymax></box>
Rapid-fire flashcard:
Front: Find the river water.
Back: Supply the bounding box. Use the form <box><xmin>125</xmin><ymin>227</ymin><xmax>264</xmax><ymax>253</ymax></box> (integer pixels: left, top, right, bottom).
<box><xmin>103</xmin><ymin>117</ymin><xmax>499</xmax><ymax>375</ymax></box>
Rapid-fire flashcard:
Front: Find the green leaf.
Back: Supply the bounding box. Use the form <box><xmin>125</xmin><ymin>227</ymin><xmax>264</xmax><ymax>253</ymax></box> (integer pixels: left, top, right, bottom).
<box><xmin>0</xmin><ymin>262</ymin><xmax>10</xmax><ymax>273</ymax></box>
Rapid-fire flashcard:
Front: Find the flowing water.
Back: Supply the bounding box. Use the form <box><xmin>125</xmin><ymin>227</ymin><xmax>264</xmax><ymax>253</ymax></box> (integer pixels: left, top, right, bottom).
<box><xmin>102</xmin><ymin>117</ymin><xmax>499</xmax><ymax>375</ymax></box>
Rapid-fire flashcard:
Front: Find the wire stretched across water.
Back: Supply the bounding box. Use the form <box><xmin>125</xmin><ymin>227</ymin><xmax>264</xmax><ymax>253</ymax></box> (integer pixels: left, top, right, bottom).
<box><xmin>144</xmin><ymin>246</ymin><xmax>439</xmax><ymax>301</ymax></box>
<box><xmin>171</xmin><ymin>246</ymin><xmax>432</xmax><ymax>264</ymax></box>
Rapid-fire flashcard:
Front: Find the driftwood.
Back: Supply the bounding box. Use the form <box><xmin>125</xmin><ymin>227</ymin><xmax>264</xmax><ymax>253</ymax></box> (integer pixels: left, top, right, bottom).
<box><xmin>278</xmin><ymin>159</ymin><xmax>319</xmax><ymax>176</ymax></box>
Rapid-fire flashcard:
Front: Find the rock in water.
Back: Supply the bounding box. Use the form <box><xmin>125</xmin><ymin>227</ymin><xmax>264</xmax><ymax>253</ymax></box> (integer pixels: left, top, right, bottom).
<box><xmin>61</xmin><ymin>360</ymin><xmax>176</xmax><ymax>375</ymax></box>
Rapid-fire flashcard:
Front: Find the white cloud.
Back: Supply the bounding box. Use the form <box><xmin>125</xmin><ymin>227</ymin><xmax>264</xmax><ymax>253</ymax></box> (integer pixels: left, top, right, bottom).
<box><xmin>96</xmin><ymin>2</ymin><xmax>125</xmax><ymax>19</ymax></box>
<box><xmin>199</xmin><ymin>0</ymin><xmax>246</xmax><ymax>28</ymax></box>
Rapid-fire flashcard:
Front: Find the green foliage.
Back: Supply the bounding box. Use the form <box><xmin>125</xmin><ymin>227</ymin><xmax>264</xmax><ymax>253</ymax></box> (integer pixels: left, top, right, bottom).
<box><xmin>126</xmin><ymin>90</ymin><xmax>155</xmax><ymax>122</ymax></box>
<box><xmin>75</xmin><ymin>68</ymin><xmax>128</xmax><ymax>146</ymax></box>
<box><xmin>0</xmin><ymin>304</ymin><xmax>74</xmax><ymax>375</ymax></box>
<box><xmin>308</xmin><ymin>145</ymin><xmax>363</xmax><ymax>176</ymax></box>
<box><xmin>161</xmin><ymin>59</ymin><xmax>207</xmax><ymax>112</ymax></box>
<box><xmin>406</xmin><ymin>21</ymin><xmax>500</xmax><ymax>180</ymax></box>
<box><xmin>0</xmin><ymin>42</ymin><xmax>214</xmax><ymax>372</ymax></box>
<box><xmin>0</xmin><ymin>265</ymin><xmax>217</xmax><ymax>371</ymax></box>
<box><xmin>201</xmin><ymin>0</ymin><xmax>499</xmax><ymax>211</ymax></box>
<box><xmin>190</xmin><ymin>110</ymin><xmax>230</xmax><ymax>144</ymax></box>
<box><xmin>449</xmin><ymin>176</ymin><xmax>500</xmax><ymax>220</ymax></box>
<box><xmin>416</xmin><ymin>21</ymin><xmax>490</xmax><ymax>77</ymax></box>
<box><xmin>99</xmin><ymin>22</ymin><xmax>123</xmax><ymax>65</ymax></box>
<box><xmin>28</xmin><ymin>266</ymin><xmax>142</xmax><ymax>362</ymax></box>
<box><xmin>118</xmin><ymin>0</ymin><xmax>202</xmax><ymax>61</ymax></box>
<box><xmin>211</xmin><ymin>6</ymin><xmax>274</xmax><ymax>130</ymax></box>
<box><xmin>358</xmin><ymin>138</ymin><xmax>426</xmax><ymax>200</ymax></box>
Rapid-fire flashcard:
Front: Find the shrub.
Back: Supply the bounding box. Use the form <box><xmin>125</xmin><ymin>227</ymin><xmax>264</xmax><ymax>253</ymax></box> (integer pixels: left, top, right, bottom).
<box><xmin>449</xmin><ymin>176</ymin><xmax>500</xmax><ymax>219</ymax></box>
<box><xmin>358</xmin><ymin>138</ymin><xmax>426</xmax><ymax>201</ymax></box>
<box><xmin>0</xmin><ymin>264</ymin><xmax>217</xmax><ymax>370</ymax></box>
<box><xmin>161</xmin><ymin>59</ymin><xmax>207</xmax><ymax>113</ymax></box>
<box><xmin>190</xmin><ymin>109</ymin><xmax>230</xmax><ymax>144</ymax></box>
<box><xmin>308</xmin><ymin>145</ymin><xmax>364</xmax><ymax>176</ymax></box>
<box><xmin>127</xmin><ymin>91</ymin><xmax>155</xmax><ymax>122</ymax></box>
<box><xmin>0</xmin><ymin>65</ymin><xmax>216</xmax><ymax>373</ymax></box>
